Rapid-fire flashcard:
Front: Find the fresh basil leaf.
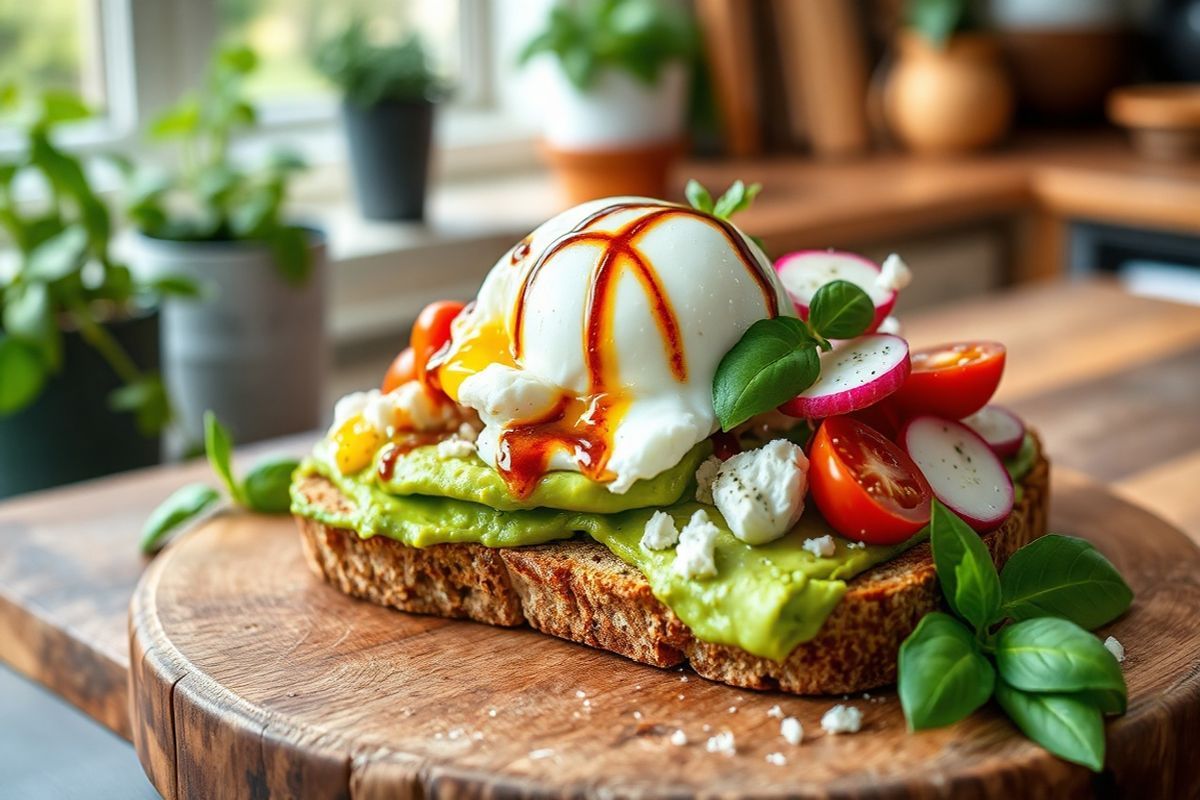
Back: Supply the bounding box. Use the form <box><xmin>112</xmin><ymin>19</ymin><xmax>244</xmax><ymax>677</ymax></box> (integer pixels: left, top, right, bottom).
<box><xmin>685</xmin><ymin>179</ymin><xmax>714</xmax><ymax>214</ymax></box>
<box><xmin>204</xmin><ymin>410</ymin><xmax>246</xmax><ymax>506</ymax></box>
<box><xmin>808</xmin><ymin>279</ymin><xmax>876</xmax><ymax>340</ymax></box>
<box><xmin>995</xmin><ymin>617</ymin><xmax>1126</xmax><ymax>700</ymax></box>
<box><xmin>712</xmin><ymin>180</ymin><xmax>762</xmax><ymax>219</ymax></box>
<box><xmin>930</xmin><ymin>500</ymin><xmax>1002</xmax><ymax>632</ymax></box>
<box><xmin>712</xmin><ymin>317</ymin><xmax>819</xmax><ymax>431</ymax></box>
<box><xmin>899</xmin><ymin>612</ymin><xmax>995</xmax><ymax>730</ymax></box>
<box><xmin>26</xmin><ymin>226</ymin><xmax>87</xmax><ymax>282</ymax></box>
<box><xmin>241</xmin><ymin>456</ymin><xmax>301</xmax><ymax>514</ymax></box>
<box><xmin>140</xmin><ymin>483</ymin><xmax>220</xmax><ymax>555</ymax></box>
<box><xmin>0</xmin><ymin>335</ymin><xmax>46</xmax><ymax>414</ymax></box>
<box><xmin>1000</xmin><ymin>534</ymin><xmax>1132</xmax><ymax>630</ymax></box>
<box><xmin>994</xmin><ymin>681</ymin><xmax>1105</xmax><ymax>772</ymax></box>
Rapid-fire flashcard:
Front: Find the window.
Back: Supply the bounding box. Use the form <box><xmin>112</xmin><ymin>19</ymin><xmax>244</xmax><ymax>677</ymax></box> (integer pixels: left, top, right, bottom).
<box><xmin>0</xmin><ymin>0</ymin><xmax>109</xmax><ymax>121</ymax></box>
<box><xmin>0</xmin><ymin>0</ymin><xmax>533</xmax><ymax>161</ymax></box>
<box><xmin>214</xmin><ymin>0</ymin><xmax>469</xmax><ymax>109</ymax></box>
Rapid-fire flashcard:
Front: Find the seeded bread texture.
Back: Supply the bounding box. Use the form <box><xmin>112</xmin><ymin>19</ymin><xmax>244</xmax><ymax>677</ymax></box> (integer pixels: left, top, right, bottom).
<box><xmin>293</xmin><ymin>445</ymin><xmax>1049</xmax><ymax>695</ymax></box>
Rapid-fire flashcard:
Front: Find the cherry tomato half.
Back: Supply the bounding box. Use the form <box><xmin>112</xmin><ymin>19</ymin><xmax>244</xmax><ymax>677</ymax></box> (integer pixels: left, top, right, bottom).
<box><xmin>381</xmin><ymin>346</ymin><xmax>416</xmax><ymax>393</ymax></box>
<box><xmin>411</xmin><ymin>300</ymin><xmax>466</xmax><ymax>390</ymax></box>
<box><xmin>808</xmin><ymin>416</ymin><xmax>932</xmax><ymax>544</ymax></box>
<box><xmin>891</xmin><ymin>341</ymin><xmax>1005</xmax><ymax>420</ymax></box>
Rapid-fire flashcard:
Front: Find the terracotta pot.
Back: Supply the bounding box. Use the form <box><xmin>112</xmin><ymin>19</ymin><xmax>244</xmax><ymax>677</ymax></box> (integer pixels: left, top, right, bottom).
<box><xmin>540</xmin><ymin>139</ymin><xmax>682</xmax><ymax>205</ymax></box>
<box><xmin>883</xmin><ymin>32</ymin><xmax>1014</xmax><ymax>155</ymax></box>
<box><xmin>533</xmin><ymin>61</ymin><xmax>689</xmax><ymax>203</ymax></box>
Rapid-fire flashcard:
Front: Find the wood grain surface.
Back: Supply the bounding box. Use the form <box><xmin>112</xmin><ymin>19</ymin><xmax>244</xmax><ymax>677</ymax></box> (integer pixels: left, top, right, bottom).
<box><xmin>126</xmin><ymin>470</ymin><xmax>1200</xmax><ymax>799</ymax></box>
<box><xmin>3</xmin><ymin>278</ymin><xmax>1200</xmax><ymax>755</ymax></box>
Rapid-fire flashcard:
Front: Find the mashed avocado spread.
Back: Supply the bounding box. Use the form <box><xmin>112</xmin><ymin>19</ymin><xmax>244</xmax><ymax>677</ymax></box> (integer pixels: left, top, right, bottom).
<box><xmin>292</xmin><ymin>434</ymin><xmax>1039</xmax><ymax>662</ymax></box>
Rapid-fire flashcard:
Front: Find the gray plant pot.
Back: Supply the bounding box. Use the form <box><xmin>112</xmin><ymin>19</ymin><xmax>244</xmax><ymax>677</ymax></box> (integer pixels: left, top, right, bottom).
<box><xmin>0</xmin><ymin>309</ymin><xmax>161</xmax><ymax>498</ymax></box>
<box><xmin>342</xmin><ymin>98</ymin><xmax>433</xmax><ymax>221</ymax></box>
<box><xmin>131</xmin><ymin>230</ymin><xmax>328</xmax><ymax>449</ymax></box>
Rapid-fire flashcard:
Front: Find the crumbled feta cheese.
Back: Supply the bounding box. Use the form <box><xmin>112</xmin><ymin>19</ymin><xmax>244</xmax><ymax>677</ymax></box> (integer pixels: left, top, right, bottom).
<box><xmin>694</xmin><ymin>456</ymin><xmax>722</xmax><ymax>504</ymax></box>
<box><xmin>457</xmin><ymin>421</ymin><xmax>479</xmax><ymax>442</ymax></box>
<box><xmin>820</xmin><ymin>705</ymin><xmax>863</xmax><ymax>734</ymax></box>
<box><xmin>528</xmin><ymin>748</ymin><xmax>555</xmax><ymax>760</ymax></box>
<box><xmin>876</xmin><ymin>253</ymin><xmax>912</xmax><ymax>292</ymax></box>
<box><xmin>436</xmin><ymin>437</ymin><xmax>477</xmax><ymax>460</ymax></box>
<box><xmin>781</xmin><ymin>717</ymin><xmax>804</xmax><ymax>745</ymax></box>
<box><xmin>876</xmin><ymin>315</ymin><xmax>902</xmax><ymax>336</ymax></box>
<box><xmin>1104</xmin><ymin>636</ymin><xmax>1125</xmax><ymax>663</ymax></box>
<box><xmin>711</xmin><ymin>440</ymin><xmax>809</xmax><ymax>545</ymax></box>
<box><xmin>705</xmin><ymin>731</ymin><xmax>736</xmax><ymax>756</ymax></box>
<box><xmin>765</xmin><ymin>752</ymin><xmax>787</xmax><ymax>766</ymax></box>
<box><xmin>673</xmin><ymin>510</ymin><xmax>720</xmax><ymax>579</ymax></box>
<box><xmin>575</xmin><ymin>690</ymin><xmax>586</xmax><ymax>699</ymax></box>
<box><xmin>846</xmin><ymin>540</ymin><xmax>866</xmax><ymax>549</ymax></box>
<box><xmin>488</xmin><ymin>708</ymin><xmax>498</xmax><ymax>717</ymax></box>
<box><xmin>640</xmin><ymin>510</ymin><xmax>680</xmax><ymax>550</ymax></box>
<box><xmin>331</xmin><ymin>391</ymin><xmax>372</xmax><ymax>432</ymax></box>
<box><xmin>802</xmin><ymin>535</ymin><xmax>836</xmax><ymax>558</ymax></box>
<box><xmin>670</xmin><ymin>729</ymin><xmax>688</xmax><ymax>746</ymax></box>
<box><xmin>766</xmin><ymin>704</ymin><xmax>784</xmax><ymax>719</ymax></box>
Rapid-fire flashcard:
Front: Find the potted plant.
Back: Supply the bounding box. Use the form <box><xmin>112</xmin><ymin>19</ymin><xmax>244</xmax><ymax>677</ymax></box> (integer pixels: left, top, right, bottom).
<box><xmin>315</xmin><ymin>21</ymin><xmax>444</xmax><ymax>221</ymax></box>
<box><xmin>883</xmin><ymin>0</ymin><xmax>1015</xmax><ymax>154</ymax></box>
<box><xmin>518</xmin><ymin>0</ymin><xmax>697</xmax><ymax>203</ymax></box>
<box><xmin>0</xmin><ymin>90</ymin><xmax>178</xmax><ymax>497</ymax></box>
<box><xmin>124</xmin><ymin>45</ymin><xmax>327</xmax><ymax>448</ymax></box>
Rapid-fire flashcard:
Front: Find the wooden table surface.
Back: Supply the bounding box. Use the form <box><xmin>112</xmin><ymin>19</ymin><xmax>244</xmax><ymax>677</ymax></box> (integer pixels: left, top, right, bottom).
<box><xmin>2</xmin><ymin>277</ymin><xmax>1200</xmax><ymax>746</ymax></box>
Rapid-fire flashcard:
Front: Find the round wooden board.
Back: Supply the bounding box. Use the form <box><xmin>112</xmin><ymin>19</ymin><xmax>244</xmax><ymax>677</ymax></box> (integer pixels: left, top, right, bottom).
<box><xmin>129</xmin><ymin>470</ymin><xmax>1200</xmax><ymax>800</ymax></box>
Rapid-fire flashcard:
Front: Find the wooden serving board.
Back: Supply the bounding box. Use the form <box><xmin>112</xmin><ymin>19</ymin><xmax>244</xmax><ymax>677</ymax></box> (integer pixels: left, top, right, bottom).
<box><xmin>129</xmin><ymin>471</ymin><xmax>1200</xmax><ymax>799</ymax></box>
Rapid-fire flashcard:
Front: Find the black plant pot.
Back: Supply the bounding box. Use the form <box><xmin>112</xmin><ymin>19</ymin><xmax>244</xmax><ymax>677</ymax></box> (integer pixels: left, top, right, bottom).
<box><xmin>342</xmin><ymin>98</ymin><xmax>434</xmax><ymax>221</ymax></box>
<box><xmin>0</xmin><ymin>310</ymin><xmax>162</xmax><ymax>499</ymax></box>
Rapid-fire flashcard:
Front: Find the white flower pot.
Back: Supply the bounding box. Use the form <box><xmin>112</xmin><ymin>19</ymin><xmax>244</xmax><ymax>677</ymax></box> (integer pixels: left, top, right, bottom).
<box><xmin>533</xmin><ymin>61</ymin><xmax>690</xmax><ymax>203</ymax></box>
<box><xmin>131</xmin><ymin>231</ymin><xmax>328</xmax><ymax>447</ymax></box>
<box><xmin>539</xmin><ymin>61</ymin><xmax>690</xmax><ymax>151</ymax></box>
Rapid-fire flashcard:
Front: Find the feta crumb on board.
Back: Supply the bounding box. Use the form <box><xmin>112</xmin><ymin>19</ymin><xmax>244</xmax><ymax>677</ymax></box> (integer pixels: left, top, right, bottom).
<box><xmin>802</xmin><ymin>535</ymin><xmax>836</xmax><ymax>558</ymax></box>
<box><xmin>705</xmin><ymin>731</ymin><xmax>736</xmax><ymax>756</ymax></box>
<box><xmin>694</xmin><ymin>456</ymin><xmax>722</xmax><ymax>504</ymax></box>
<box><xmin>711</xmin><ymin>440</ymin><xmax>809</xmax><ymax>545</ymax></box>
<box><xmin>673</xmin><ymin>509</ymin><xmax>720</xmax><ymax>579</ymax></box>
<box><xmin>781</xmin><ymin>717</ymin><xmax>804</xmax><ymax>746</ymax></box>
<box><xmin>1104</xmin><ymin>635</ymin><xmax>1126</xmax><ymax>663</ymax></box>
<box><xmin>821</xmin><ymin>704</ymin><xmax>863</xmax><ymax>734</ymax></box>
<box><xmin>641</xmin><ymin>510</ymin><xmax>680</xmax><ymax>551</ymax></box>
<box><xmin>670</xmin><ymin>729</ymin><xmax>688</xmax><ymax>746</ymax></box>
<box><xmin>528</xmin><ymin>748</ymin><xmax>555</xmax><ymax>760</ymax></box>
<box><xmin>765</xmin><ymin>752</ymin><xmax>787</xmax><ymax>766</ymax></box>
<box><xmin>766</xmin><ymin>704</ymin><xmax>784</xmax><ymax>719</ymax></box>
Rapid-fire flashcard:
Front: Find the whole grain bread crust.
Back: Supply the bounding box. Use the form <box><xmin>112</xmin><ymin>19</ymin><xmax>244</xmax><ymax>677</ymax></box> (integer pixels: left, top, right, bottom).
<box><xmin>294</xmin><ymin>443</ymin><xmax>1049</xmax><ymax>695</ymax></box>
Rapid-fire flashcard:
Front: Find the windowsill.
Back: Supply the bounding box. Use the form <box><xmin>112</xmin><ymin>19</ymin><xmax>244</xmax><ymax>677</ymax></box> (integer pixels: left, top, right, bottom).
<box><xmin>292</xmin><ymin>163</ymin><xmax>561</xmax><ymax>345</ymax></box>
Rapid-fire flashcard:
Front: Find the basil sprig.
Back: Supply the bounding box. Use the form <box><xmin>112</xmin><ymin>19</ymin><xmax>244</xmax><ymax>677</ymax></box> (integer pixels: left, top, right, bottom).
<box><xmin>899</xmin><ymin>502</ymin><xmax>1133</xmax><ymax>772</ymax></box>
<box><xmin>712</xmin><ymin>280</ymin><xmax>874</xmax><ymax>430</ymax></box>
<box><xmin>686</xmin><ymin>179</ymin><xmax>761</xmax><ymax>221</ymax></box>
<box><xmin>140</xmin><ymin>411</ymin><xmax>300</xmax><ymax>554</ymax></box>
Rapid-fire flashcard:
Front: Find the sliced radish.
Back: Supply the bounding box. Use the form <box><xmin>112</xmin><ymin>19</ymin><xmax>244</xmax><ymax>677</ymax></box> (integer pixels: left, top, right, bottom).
<box><xmin>780</xmin><ymin>334</ymin><xmax>910</xmax><ymax>419</ymax></box>
<box><xmin>899</xmin><ymin>415</ymin><xmax>1014</xmax><ymax>531</ymax></box>
<box><xmin>961</xmin><ymin>405</ymin><xmax>1025</xmax><ymax>458</ymax></box>
<box><xmin>774</xmin><ymin>250</ymin><xmax>896</xmax><ymax>331</ymax></box>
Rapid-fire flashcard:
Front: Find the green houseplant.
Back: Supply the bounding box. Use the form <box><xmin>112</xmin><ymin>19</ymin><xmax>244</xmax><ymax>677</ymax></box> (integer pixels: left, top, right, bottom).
<box><xmin>518</xmin><ymin>0</ymin><xmax>697</xmax><ymax>203</ymax></box>
<box><xmin>315</xmin><ymin>21</ymin><xmax>444</xmax><ymax>221</ymax></box>
<box><xmin>124</xmin><ymin>44</ymin><xmax>328</xmax><ymax>448</ymax></box>
<box><xmin>0</xmin><ymin>90</ymin><xmax>177</xmax><ymax>497</ymax></box>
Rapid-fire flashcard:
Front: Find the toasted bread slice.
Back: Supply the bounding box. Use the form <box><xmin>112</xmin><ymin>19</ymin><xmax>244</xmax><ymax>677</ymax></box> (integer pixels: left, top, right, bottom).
<box><xmin>294</xmin><ymin>446</ymin><xmax>1048</xmax><ymax>694</ymax></box>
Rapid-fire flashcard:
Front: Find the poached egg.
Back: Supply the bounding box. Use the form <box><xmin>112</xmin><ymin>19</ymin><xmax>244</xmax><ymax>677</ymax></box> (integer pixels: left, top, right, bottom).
<box><xmin>434</xmin><ymin>197</ymin><xmax>792</xmax><ymax>495</ymax></box>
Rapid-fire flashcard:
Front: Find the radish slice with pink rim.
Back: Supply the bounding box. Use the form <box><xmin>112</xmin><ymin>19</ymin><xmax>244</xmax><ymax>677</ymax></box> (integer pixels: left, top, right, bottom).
<box><xmin>961</xmin><ymin>405</ymin><xmax>1025</xmax><ymax>458</ymax></box>
<box><xmin>774</xmin><ymin>250</ymin><xmax>896</xmax><ymax>331</ymax></box>
<box><xmin>900</xmin><ymin>415</ymin><xmax>1014</xmax><ymax>531</ymax></box>
<box><xmin>779</xmin><ymin>334</ymin><xmax>910</xmax><ymax>419</ymax></box>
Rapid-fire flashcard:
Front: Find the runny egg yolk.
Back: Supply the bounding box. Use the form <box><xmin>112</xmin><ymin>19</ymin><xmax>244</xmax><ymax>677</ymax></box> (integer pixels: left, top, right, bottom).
<box><xmin>435</xmin><ymin>320</ymin><xmax>515</xmax><ymax>403</ymax></box>
<box><xmin>332</xmin><ymin>415</ymin><xmax>385</xmax><ymax>475</ymax></box>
